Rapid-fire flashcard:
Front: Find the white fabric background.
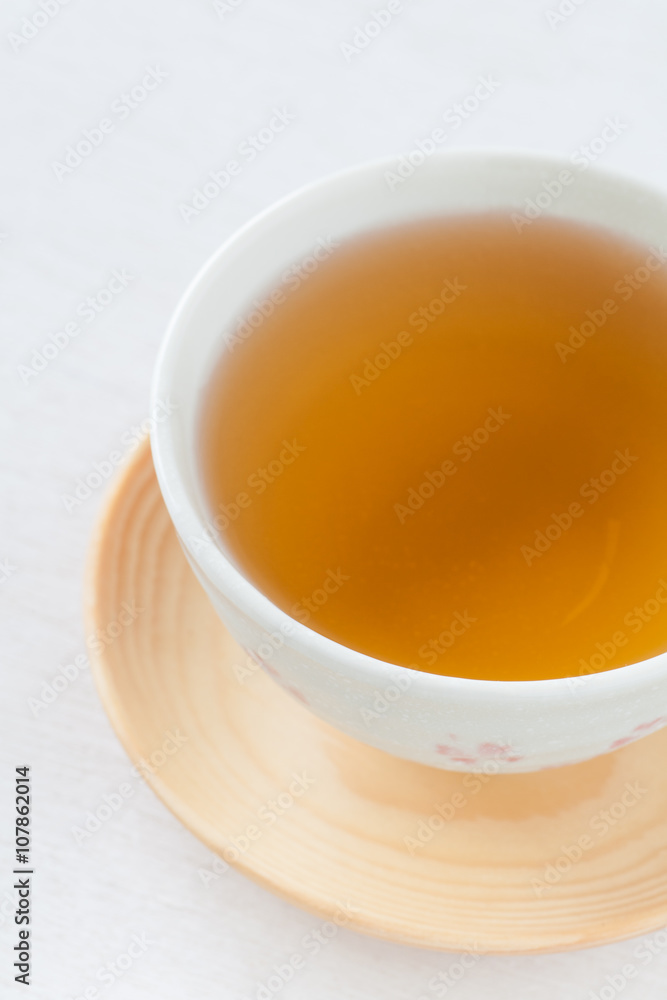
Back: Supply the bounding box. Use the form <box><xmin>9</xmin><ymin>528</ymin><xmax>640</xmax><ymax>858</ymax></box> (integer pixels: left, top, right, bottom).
<box><xmin>2</xmin><ymin>0</ymin><xmax>667</xmax><ymax>997</ymax></box>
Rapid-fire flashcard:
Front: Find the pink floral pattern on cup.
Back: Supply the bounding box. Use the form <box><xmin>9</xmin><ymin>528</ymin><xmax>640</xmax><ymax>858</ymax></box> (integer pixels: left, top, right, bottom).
<box><xmin>609</xmin><ymin>716</ymin><xmax>667</xmax><ymax>751</ymax></box>
<box><xmin>242</xmin><ymin>644</ymin><xmax>309</xmax><ymax>706</ymax></box>
<box><xmin>436</xmin><ymin>735</ymin><xmax>522</xmax><ymax>765</ymax></box>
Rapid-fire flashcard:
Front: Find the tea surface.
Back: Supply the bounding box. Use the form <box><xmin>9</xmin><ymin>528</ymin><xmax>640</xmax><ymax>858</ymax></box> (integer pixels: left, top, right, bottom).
<box><xmin>200</xmin><ymin>214</ymin><xmax>667</xmax><ymax>680</ymax></box>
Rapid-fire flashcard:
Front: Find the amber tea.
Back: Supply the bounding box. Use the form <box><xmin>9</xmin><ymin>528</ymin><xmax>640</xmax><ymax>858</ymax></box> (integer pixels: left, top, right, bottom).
<box><xmin>200</xmin><ymin>213</ymin><xmax>667</xmax><ymax>681</ymax></box>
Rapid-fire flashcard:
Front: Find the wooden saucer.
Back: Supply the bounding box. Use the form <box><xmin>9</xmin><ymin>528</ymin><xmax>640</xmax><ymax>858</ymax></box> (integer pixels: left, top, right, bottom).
<box><xmin>85</xmin><ymin>438</ymin><xmax>667</xmax><ymax>953</ymax></box>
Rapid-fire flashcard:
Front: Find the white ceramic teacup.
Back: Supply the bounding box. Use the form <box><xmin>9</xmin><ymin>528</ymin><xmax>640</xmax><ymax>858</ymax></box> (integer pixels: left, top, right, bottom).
<box><xmin>151</xmin><ymin>150</ymin><xmax>667</xmax><ymax>773</ymax></box>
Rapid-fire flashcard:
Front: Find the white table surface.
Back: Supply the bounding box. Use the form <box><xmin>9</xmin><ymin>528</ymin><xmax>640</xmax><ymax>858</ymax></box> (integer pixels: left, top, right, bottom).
<box><xmin>2</xmin><ymin>0</ymin><xmax>667</xmax><ymax>996</ymax></box>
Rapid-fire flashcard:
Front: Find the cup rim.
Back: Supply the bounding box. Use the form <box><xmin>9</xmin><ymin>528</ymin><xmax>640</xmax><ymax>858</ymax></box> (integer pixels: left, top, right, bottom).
<box><xmin>151</xmin><ymin>147</ymin><xmax>667</xmax><ymax>699</ymax></box>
